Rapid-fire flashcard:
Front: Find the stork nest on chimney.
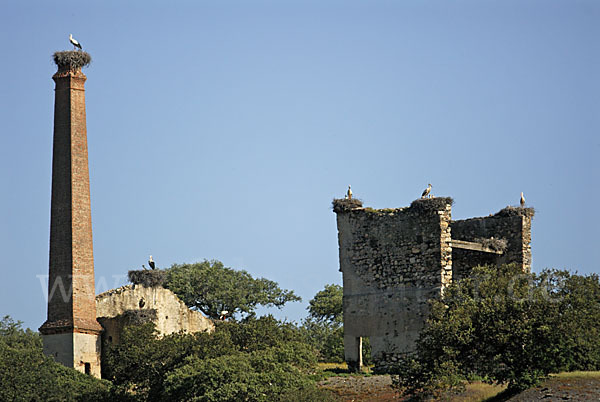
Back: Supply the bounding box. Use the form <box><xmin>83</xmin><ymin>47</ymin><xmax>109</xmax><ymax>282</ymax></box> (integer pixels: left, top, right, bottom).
<box><xmin>53</xmin><ymin>51</ymin><xmax>92</xmax><ymax>70</ymax></box>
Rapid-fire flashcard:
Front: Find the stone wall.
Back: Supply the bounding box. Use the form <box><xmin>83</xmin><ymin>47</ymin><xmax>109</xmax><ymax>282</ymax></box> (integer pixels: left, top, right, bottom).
<box><xmin>334</xmin><ymin>198</ymin><xmax>533</xmax><ymax>373</ymax></box>
<box><xmin>334</xmin><ymin>197</ymin><xmax>453</xmax><ymax>372</ymax></box>
<box><xmin>42</xmin><ymin>332</ymin><xmax>101</xmax><ymax>377</ymax></box>
<box><xmin>451</xmin><ymin>206</ymin><xmax>534</xmax><ymax>280</ymax></box>
<box><xmin>96</xmin><ymin>285</ymin><xmax>214</xmax><ymax>345</ymax></box>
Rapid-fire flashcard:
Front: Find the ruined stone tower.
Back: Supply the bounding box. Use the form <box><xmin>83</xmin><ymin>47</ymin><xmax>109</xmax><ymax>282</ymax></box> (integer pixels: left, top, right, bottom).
<box><xmin>39</xmin><ymin>51</ymin><xmax>102</xmax><ymax>377</ymax></box>
<box><xmin>333</xmin><ymin>196</ymin><xmax>534</xmax><ymax>372</ymax></box>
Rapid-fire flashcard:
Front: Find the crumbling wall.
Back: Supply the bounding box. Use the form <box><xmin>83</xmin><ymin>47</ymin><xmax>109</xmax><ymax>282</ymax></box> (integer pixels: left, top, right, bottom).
<box><xmin>334</xmin><ymin>197</ymin><xmax>453</xmax><ymax>372</ymax></box>
<box><xmin>451</xmin><ymin>206</ymin><xmax>534</xmax><ymax>280</ymax></box>
<box><xmin>335</xmin><ymin>197</ymin><xmax>534</xmax><ymax>373</ymax></box>
<box><xmin>96</xmin><ymin>285</ymin><xmax>214</xmax><ymax>345</ymax></box>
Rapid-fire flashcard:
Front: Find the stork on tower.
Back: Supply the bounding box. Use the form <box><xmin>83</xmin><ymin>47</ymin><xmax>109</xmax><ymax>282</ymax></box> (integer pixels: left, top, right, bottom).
<box><xmin>421</xmin><ymin>183</ymin><xmax>432</xmax><ymax>199</ymax></box>
<box><xmin>148</xmin><ymin>255</ymin><xmax>156</xmax><ymax>270</ymax></box>
<box><xmin>520</xmin><ymin>192</ymin><xmax>526</xmax><ymax>208</ymax></box>
<box><xmin>69</xmin><ymin>34</ymin><xmax>82</xmax><ymax>50</ymax></box>
<box><xmin>347</xmin><ymin>185</ymin><xmax>352</xmax><ymax>200</ymax></box>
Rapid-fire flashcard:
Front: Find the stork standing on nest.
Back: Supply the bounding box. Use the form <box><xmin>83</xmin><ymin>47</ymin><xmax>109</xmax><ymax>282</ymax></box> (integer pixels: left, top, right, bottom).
<box><xmin>69</xmin><ymin>34</ymin><xmax>82</xmax><ymax>50</ymax></box>
<box><xmin>347</xmin><ymin>185</ymin><xmax>352</xmax><ymax>200</ymax></box>
<box><xmin>421</xmin><ymin>183</ymin><xmax>432</xmax><ymax>199</ymax></box>
<box><xmin>520</xmin><ymin>192</ymin><xmax>526</xmax><ymax>208</ymax></box>
<box><xmin>148</xmin><ymin>255</ymin><xmax>156</xmax><ymax>270</ymax></box>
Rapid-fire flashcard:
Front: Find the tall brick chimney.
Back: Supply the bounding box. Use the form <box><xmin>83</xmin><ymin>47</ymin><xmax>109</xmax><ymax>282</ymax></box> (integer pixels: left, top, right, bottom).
<box><xmin>39</xmin><ymin>51</ymin><xmax>102</xmax><ymax>378</ymax></box>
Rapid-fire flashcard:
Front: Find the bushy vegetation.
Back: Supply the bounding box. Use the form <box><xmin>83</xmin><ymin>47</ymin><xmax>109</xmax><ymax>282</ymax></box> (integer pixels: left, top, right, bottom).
<box><xmin>392</xmin><ymin>264</ymin><xmax>600</xmax><ymax>398</ymax></box>
<box><xmin>0</xmin><ymin>316</ymin><xmax>111</xmax><ymax>401</ymax></box>
<box><xmin>103</xmin><ymin>316</ymin><xmax>330</xmax><ymax>401</ymax></box>
<box><xmin>0</xmin><ymin>260</ymin><xmax>334</xmax><ymax>401</ymax></box>
<box><xmin>300</xmin><ymin>284</ymin><xmax>345</xmax><ymax>363</ymax></box>
<box><xmin>0</xmin><ymin>313</ymin><xmax>333</xmax><ymax>401</ymax></box>
<box><xmin>165</xmin><ymin>260</ymin><xmax>301</xmax><ymax>319</ymax></box>
<box><xmin>300</xmin><ymin>284</ymin><xmax>371</xmax><ymax>365</ymax></box>
<box><xmin>10</xmin><ymin>259</ymin><xmax>598</xmax><ymax>400</ymax></box>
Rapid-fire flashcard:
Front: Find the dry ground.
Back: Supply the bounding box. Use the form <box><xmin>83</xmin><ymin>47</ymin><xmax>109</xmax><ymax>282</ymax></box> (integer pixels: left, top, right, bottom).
<box><xmin>500</xmin><ymin>371</ymin><xmax>600</xmax><ymax>402</ymax></box>
<box><xmin>316</xmin><ymin>366</ymin><xmax>600</xmax><ymax>402</ymax></box>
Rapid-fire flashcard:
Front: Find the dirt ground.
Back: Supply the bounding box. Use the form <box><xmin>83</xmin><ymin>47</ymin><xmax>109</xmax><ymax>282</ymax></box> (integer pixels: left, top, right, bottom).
<box><xmin>504</xmin><ymin>375</ymin><xmax>600</xmax><ymax>401</ymax></box>
<box><xmin>318</xmin><ymin>375</ymin><xmax>399</xmax><ymax>401</ymax></box>
<box><xmin>317</xmin><ymin>372</ymin><xmax>600</xmax><ymax>402</ymax></box>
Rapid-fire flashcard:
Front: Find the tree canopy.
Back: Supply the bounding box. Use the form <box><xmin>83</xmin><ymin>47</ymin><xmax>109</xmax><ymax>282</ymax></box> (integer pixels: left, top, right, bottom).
<box><xmin>165</xmin><ymin>260</ymin><xmax>301</xmax><ymax>319</ymax></box>
<box><xmin>307</xmin><ymin>284</ymin><xmax>343</xmax><ymax>326</ymax></box>
<box><xmin>103</xmin><ymin>316</ymin><xmax>330</xmax><ymax>401</ymax></box>
<box><xmin>0</xmin><ymin>316</ymin><xmax>111</xmax><ymax>401</ymax></box>
<box><xmin>393</xmin><ymin>264</ymin><xmax>600</xmax><ymax>398</ymax></box>
<box><xmin>301</xmin><ymin>284</ymin><xmax>355</xmax><ymax>364</ymax></box>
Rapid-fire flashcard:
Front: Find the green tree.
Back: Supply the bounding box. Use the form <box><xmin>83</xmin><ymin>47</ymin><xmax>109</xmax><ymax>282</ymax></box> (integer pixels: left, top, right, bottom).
<box><xmin>301</xmin><ymin>284</ymin><xmax>346</xmax><ymax>363</ymax></box>
<box><xmin>163</xmin><ymin>316</ymin><xmax>322</xmax><ymax>401</ymax></box>
<box><xmin>0</xmin><ymin>316</ymin><xmax>111</xmax><ymax>402</ymax></box>
<box><xmin>165</xmin><ymin>260</ymin><xmax>301</xmax><ymax>319</ymax></box>
<box><xmin>302</xmin><ymin>284</ymin><xmax>372</xmax><ymax>364</ymax></box>
<box><xmin>102</xmin><ymin>322</ymin><xmax>199</xmax><ymax>401</ymax></box>
<box><xmin>301</xmin><ymin>319</ymin><xmax>345</xmax><ymax>363</ymax></box>
<box><xmin>307</xmin><ymin>284</ymin><xmax>343</xmax><ymax>325</ymax></box>
<box><xmin>393</xmin><ymin>264</ymin><xmax>600</xmax><ymax>398</ymax></box>
<box><xmin>103</xmin><ymin>316</ymin><xmax>328</xmax><ymax>401</ymax></box>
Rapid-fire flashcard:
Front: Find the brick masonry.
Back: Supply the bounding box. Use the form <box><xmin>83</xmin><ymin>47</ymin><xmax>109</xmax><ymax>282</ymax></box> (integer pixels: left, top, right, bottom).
<box><xmin>40</xmin><ymin>54</ymin><xmax>102</xmax><ymax>377</ymax></box>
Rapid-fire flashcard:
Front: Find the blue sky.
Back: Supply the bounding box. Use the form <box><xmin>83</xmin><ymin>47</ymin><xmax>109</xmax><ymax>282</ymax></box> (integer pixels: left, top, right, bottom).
<box><xmin>1</xmin><ymin>0</ymin><xmax>598</xmax><ymax>330</ymax></box>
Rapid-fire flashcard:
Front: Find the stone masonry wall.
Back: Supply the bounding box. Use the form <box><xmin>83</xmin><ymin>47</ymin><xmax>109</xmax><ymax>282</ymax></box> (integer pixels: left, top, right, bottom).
<box><xmin>335</xmin><ymin>198</ymin><xmax>453</xmax><ymax>372</ymax></box>
<box><xmin>335</xmin><ymin>198</ymin><xmax>533</xmax><ymax>373</ymax></box>
<box><xmin>96</xmin><ymin>285</ymin><xmax>214</xmax><ymax>346</ymax></box>
<box><xmin>451</xmin><ymin>206</ymin><xmax>534</xmax><ymax>280</ymax></box>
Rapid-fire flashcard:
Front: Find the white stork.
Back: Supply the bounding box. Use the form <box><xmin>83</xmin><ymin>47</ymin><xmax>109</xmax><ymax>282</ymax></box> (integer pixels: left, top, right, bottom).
<box><xmin>520</xmin><ymin>192</ymin><xmax>525</xmax><ymax>208</ymax></box>
<box><xmin>347</xmin><ymin>185</ymin><xmax>352</xmax><ymax>200</ymax></box>
<box><xmin>148</xmin><ymin>255</ymin><xmax>156</xmax><ymax>270</ymax></box>
<box><xmin>69</xmin><ymin>34</ymin><xmax>82</xmax><ymax>50</ymax></box>
<box><xmin>421</xmin><ymin>183</ymin><xmax>432</xmax><ymax>199</ymax></box>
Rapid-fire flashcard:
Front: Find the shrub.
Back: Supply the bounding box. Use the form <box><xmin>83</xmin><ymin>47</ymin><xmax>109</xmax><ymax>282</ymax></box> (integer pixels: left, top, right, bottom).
<box><xmin>103</xmin><ymin>316</ymin><xmax>320</xmax><ymax>401</ymax></box>
<box><xmin>392</xmin><ymin>264</ymin><xmax>600</xmax><ymax>397</ymax></box>
<box><xmin>0</xmin><ymin>316</ymin><xmax>111</xmax><ymax>401</ymax></box>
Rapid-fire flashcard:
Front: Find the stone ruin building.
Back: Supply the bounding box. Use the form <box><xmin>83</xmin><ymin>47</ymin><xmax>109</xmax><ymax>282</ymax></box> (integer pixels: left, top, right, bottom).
<box><xmin>40</xmin><ymin>50</ymin><xmax>213</xmax><ymax>378</ymax></box>
<box><xmin>333</xmin><ymin>196</ymin><xmax>534</xmax><ymax>372</ymax></box>
<box><xmin>96</xmin><ymin>283</ymin><xmax>213</xmax><ymax>347</ymax></box>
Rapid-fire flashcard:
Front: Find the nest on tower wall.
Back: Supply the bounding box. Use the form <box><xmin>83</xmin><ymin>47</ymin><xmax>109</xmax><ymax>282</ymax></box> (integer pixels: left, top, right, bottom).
<box><xmin>332</xmin><ymin>198</ymin><xmax>364</xmax><ymax>213</ymax></box>
<box><xmin>476</xmin><ymin>237</ymin><xmax>508</xmax><ymax>252</ymax></box>
<box><xmin>128</xmin><ymin>270</ymin><xmax>166</xmax><ymax>288</ymax></box>
<box><xmin>409</xmin><ymin>197</ymin><xmax>454</xmax><ymax>213</ymax></box>
<box><xmin>53</xmin><ymin>51</ymin><xmax>91</xmax><ymax>70</ymax></box>
<box><xmin>495</xmin><ymin>206</ymin><xmax>535</xmax><ymax>218</ymax></box>
<box><xmin>121</xmin><ymin>309</ymin><xmax>158</xmax><ymax>326</ymax></box>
